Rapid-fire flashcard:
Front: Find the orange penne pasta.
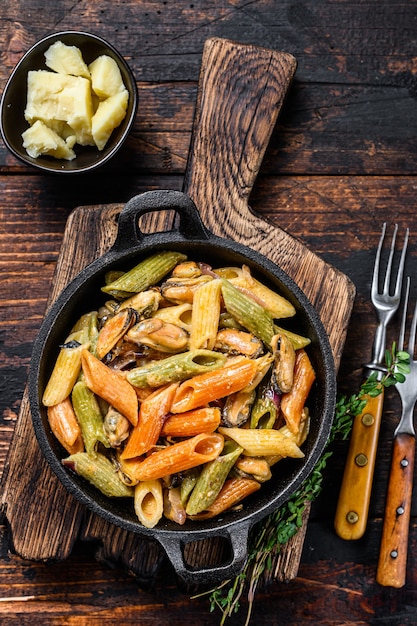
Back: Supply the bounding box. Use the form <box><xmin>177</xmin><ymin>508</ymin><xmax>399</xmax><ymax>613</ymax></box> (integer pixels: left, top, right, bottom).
<box><xmin>129</xmin><ymin>433</ymin><xmax>224</xmax><ymax>481</ymax></box>
<box><xmin>47</xmin><ymin>398</ymin><xmax>84</xmax><ymax>454</ymax></box>
<box><xmin>281</xmin><ymin>349</ymin><xmax>316</xmax><ymax>434</ymax></box>
<box><xmin>120</xmin><ymin>383</ymin><xmax>179</xmax><ymax>460</ymax></box>
<box><xmin>160</xmin><ymin>407</ymin><xmax>221</xmax><ymax>437</ymax></box>
<box><xmin>189</xmin><ymin>477</ymin><xmax>261</xmax><ymax>520</ymax></box>
<box><xmin>170</xmin><ymin>357</ymin><xmax>258</xmax><ymax>414</ymax></box>
<box><xmin>81</xmin><ymin>349</ymin><xmax>138</xmax><ymax>426</ymax></box>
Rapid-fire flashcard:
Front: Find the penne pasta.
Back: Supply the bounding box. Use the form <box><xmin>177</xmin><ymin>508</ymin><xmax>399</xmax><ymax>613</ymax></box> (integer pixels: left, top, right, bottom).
<box><xmin>189</xmin><ymin>278</ymin><xmax>222</xmax><ymax>350</ymax></box>
<box><xmin>101</xmin><ymin>250</ymin><xmax>187</xmax><ymax>298</ymax></box>
<box><xmin>161</xmin><ymin>407</ymin><xmax>221</xmax><ymax>437</ymax></box>
<box><xmin>47</xmin><ymin>398</ymin><xmax>84</xmax><ymax>454</ymax></box>
<box><xmin>273</xmin><ymin>324</ymin><xmax>311</xmax><ymax>350</ymax></box>
<box><xmin>216</xmin><ymin>265</ymin><xmax>296</xmax><ymax>319</ymax></box>
<box><xmin>220</xmin><ymin>278</ymin><xmax>275</xmax><ymax>347</ymax></box>
<box><xmin>134</xmin><ymin>479</ymin><xmax>164</xmax><ymax>528</ymax></box>
<box><xmin>120</xmin><ymin>383</ymin><xmax>179</xmax><ymax>459</ymax></box>
<box><xmin>71</xmin><ymin>380</ymin><xmax>109</xmax><ymax>455</ymax></box>
<box><xmin>63</xmin><ymin>452</ymin><xmax>134</xmax><ymax>498</ymax></box>
<box><xmin>170</xmin><ymin>356</ymin><xmax>258</xmax><ymax>414</ymax></box>
<box><xmin>189</xmin><ymin>477</ymin><xmax>261</xmax><ymax>520</ymax></box>
<box><xmin>185</xmin><ymin>441</ymin><xmax>243</xmax><ymax>515</ymax></box>
<box><xmin>127</xmin><ymin>349</ymin><xmax>226</xmax><ymax>388</ymax></box>
<box><xmin>218</xmin><ymin>426</ymin><xmax>305</xmax><ymax>458</ymax></box>
<box><xmin>128</xmin><ymin>433</ymin><xmax>224</xmax><ymax>482</ymax></box>
<box><xmin>81</xmin><ymin>349</ymin><xmax>138</xmax><ymax>426</ymax></box>
<box><xmin>281</xmin><ymin>349</ymin><xmax>316</xmax><ymax>434</ymax></box>
<box><xmin>180</xmin><ymin>468</ymin><xmax>200</xmax><ymax>505</ymax></box>
<box><xmin>152</xmin><ymin>302</ymin><xmax>193</xmax><ymax>332</ymax></box>
<box><xmin>42</xmin><ymin>340</ymin><xmax>89</xmax><ymax>406</ymax></box>
<box><xmin>266</xmin><ymin>411</ymin><xmax>310</xmax><ymax>466</ymax></box>
<box><xmin>67</xmin><ymin>311</ymin><xmax>99</xmax><ymax>348</ymax></box>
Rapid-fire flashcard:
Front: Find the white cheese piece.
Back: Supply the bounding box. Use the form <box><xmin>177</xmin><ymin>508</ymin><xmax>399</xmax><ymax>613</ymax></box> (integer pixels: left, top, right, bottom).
<box><xmin>89</xmin><ymin>54</ymin><xmax>126</xmax><ymax>99</ymax></box>
<box><xmin>44</xmin><ymin>40</ymin><xmax>90</xmax><ymax>78</ymax></box>
<box><xmin>24</xmin><ymin>70</ymin><xmax>94</xmax><ymax>146</ymax></box>
<box><xmin>22</xmin><ymin>119</ymin><xmax>76</xmax><ymax>160</ymax></box>
<box><xmin>91</xmin><ymin>89</ymin><xmax>129</xmax><ymax>150</ymax></box>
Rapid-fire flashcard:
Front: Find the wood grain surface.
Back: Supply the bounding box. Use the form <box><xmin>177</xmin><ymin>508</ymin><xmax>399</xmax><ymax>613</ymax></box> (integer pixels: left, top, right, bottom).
<box><xmin>0</xmin><ymin>36</ymin><xmax>354</xmax><ymax>588</ymax></box>
<box><xmin>1</xmin><ymin>1</ymin><xmax>417</xmax><ymax>624</ymax></box>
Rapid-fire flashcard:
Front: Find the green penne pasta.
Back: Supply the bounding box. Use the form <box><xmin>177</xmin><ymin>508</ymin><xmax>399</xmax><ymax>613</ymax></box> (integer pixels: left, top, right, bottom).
<box><xmin>101</xmin><ymin>250</ymin><xmax>187</xmax><ymax>298</ymax></box>
<box><xmin>63</xmin><ymin>452</ymin><xmax>134</xmax><ymax>498</ymax></box>
<box><xmin>220</xmin><ymin>278</ymin><xmax>275</xmax><ymax>347</ymax></box>
<box><xmin>180</xmin><ymin>468</ymin><xmax>200</xmax><ymax>506</ymax></box>
<box><xmin>216</xmin><ymin>266</ymin><xmax>296</xmax><ymax>319</ymax></box>
<box><xmin>127</xmin><ymin>349</ymin><xmax>227</xmax><ymax>388</ymax></box>
<box><xmin>185</xmin><ymin>441</ymin><xmax>243</xmax><ymax>515</ymax></box>
<box><xmin>71</xmin><ymin>380</ymin><xmax>110</xmax><ymax>454</ymax></box>
<box><xmin>273</xmin><ymin>324</ymin><xmax>311</xmax><ymax>350</ymax></box>
<box><xmin>250</xmin><ymin>380</ymin><xmax>278</xmax><ymax>429</ymax></box>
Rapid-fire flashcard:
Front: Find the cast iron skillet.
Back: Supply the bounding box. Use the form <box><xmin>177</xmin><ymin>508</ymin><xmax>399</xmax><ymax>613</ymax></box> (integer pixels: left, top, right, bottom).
<box><xmin>29</xmin><ymin>189</ymin><xmax>336</xmax><ymax>586</ymax></box>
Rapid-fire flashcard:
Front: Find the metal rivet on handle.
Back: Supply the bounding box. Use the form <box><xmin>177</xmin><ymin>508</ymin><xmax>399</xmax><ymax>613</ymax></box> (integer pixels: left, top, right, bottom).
<box><xmin>401</xmin><ymin>458</ymin><xmax>409</xmax><ymax>468</ymax></box>
<box><xmin>346</xmin><ymin>511</ymin><xmax>359</xmax><ymax>524</ymax></box>
<box><xmin>390</xmin><ymin>550</ymin><xmax>398</xmax><ymax>559</ymax></box>
<box><xmin>355</xmin><ymin>453</ymin><xmax>368</xmax><ymax>467</ymax></box>
<box><xmin>361</xmin><ymin>413</ymin><xmax>375</xmax><ymax>426</ymax></box>
<box><xmin>396</xmin><ymin>506</ymin><xmax>405</xmax><ymax>515</ymax></box>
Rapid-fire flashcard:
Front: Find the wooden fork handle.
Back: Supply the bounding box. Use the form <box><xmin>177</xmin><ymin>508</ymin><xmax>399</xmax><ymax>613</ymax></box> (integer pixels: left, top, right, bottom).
<box><xmin>376</xmin><ymin>432</ymin><xmax>415</xmax><ymax>588</ymax></box>
<box><xmin>334</xmin><ymin>390</ymin><xmax>384</xmax><ymax>540</ymax></box>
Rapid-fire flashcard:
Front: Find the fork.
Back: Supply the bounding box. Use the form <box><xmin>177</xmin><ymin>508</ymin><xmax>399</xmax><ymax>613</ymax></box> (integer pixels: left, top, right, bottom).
<box><xmin>335</xmin><ymin>224</ymin><xmax>408</xmax><ymax>540</ymax></box>
<box><xmin>376</xmin><ymin>276</ymin><xmax>416</xmax><ymax>588</ymax></box>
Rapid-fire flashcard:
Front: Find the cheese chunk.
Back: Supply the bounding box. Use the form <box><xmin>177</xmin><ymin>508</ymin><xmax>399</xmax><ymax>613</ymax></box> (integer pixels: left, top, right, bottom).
<box><xmin>91</xmin><ymin>89</ymin><xmax>129</xmax><ymax>150</ymax></box>
<box><xmin>89</xmin><ymin>55</ymin><xmax>126</xmax><ymax>98</ymax></box>
<box><xmin>21</xmin><ymin>42</ymin><xmax>130</xmax><ymax>159</ymax></box>
<box><xmin>24</xmin><ymin>70</ymin><xmax>94</xmax><ymax>146</ymax></box>
<box><xmin>44</xmin><ymin>40</ymin><xmax>90</xmax><ymax>78</ymax></box>
<box><xmin>22</xmin><ymin>120</ymin><xmax>76</xmax><ymax>160</ymax></box>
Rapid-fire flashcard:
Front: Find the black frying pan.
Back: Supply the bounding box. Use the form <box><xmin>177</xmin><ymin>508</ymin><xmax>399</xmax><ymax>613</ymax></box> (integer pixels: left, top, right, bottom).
<box><xmin>28</xmin><ymin>189</ymin><xmax>336</xmax><ymax>586</ymax></box>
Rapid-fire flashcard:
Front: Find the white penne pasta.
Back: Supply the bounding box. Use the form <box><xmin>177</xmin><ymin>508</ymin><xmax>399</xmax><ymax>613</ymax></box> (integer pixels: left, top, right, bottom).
<box><xmin>218</xmin><ymin>427</ymin><xmax>305</xmax><ymax>458</ymax></box>
<box><xmin>215</xmin><ymin>265</ymin><xmax>296</xmax><ymax>319</ymax></box>
<box><xmin>134</xmin><ymin>479</ymin><xmax>164</xmax><ymax>528</ymax></box>
<box><xmin>152</xmin><ymin>302</ymin><xmax>193</xmax><ymax>332</ymax></box>
<box><xmin>42</xmin><ymin>341</ymin><xmax>90</xmax><ymax>406</ymax></box>
<box><xmin>189</xmin><ymin>278</ymin><xmax>222</xmax><ymax>350</ymax></box>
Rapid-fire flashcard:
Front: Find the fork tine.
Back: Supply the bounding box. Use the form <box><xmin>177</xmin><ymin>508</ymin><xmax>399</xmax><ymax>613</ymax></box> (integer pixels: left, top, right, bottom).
<box><xmin>398</xmin><ymin>276</ymin><xmax>417</xmax><ymax>356</ymax></box>
<box><xmin>408</xmin><ymin>284</ymin><xmax>417</xmax><ymax>357</ymax></box>
<box><xmin>371</xmin><ymin>223</ymin><xmax>409</xmax><ymax>299</ymax></box>
<box><xmin>371</xmin><ymin>223</ymin><xmax>387</xmax><ymax>298</ymax></box>
<box><xmin>395</xmin><ymin>227</ymin><xmax>409</xmax><ymax>298</ymax></box>
<box><xmin>398</xmin><ymin>276</ymin><xmax>410</xmax><ymax>353</ymax></box>
<box><xmin>382</xmin><ymin>223</ymin><xmax>398</xmax><ymax>295</ymax></box>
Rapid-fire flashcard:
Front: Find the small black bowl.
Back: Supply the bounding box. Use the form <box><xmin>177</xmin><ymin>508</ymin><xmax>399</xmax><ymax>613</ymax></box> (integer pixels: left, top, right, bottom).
<box><xmin>0</xmin><ymin>31</ymin><xmax>138</xmax><ymax>173</ymax></box>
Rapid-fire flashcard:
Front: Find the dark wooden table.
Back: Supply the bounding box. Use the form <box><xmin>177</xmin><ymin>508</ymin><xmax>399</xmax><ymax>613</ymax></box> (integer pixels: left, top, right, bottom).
<box><xmin>1</xmin><ymin>1</ymin><xmax>417</xmax><ymax>624</ymax></box>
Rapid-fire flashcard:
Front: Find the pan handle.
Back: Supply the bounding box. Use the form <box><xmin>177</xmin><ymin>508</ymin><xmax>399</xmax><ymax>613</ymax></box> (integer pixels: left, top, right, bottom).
<box><xmin>156</xmin><ymin>522</ymin><xmax>251</xmax><ymax>586</ymax></box>
<box><xmin>113</xmin><ymin>189</ymin><xmax>211</xmax><ymax>251</ymax></box>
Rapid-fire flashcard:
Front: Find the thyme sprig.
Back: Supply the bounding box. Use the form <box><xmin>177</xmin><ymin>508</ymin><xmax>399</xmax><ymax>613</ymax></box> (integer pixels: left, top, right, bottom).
<box><xmin>195</xmin><ymin>343</ymin><xmax>409</xmax><ymax>625</ymax></box>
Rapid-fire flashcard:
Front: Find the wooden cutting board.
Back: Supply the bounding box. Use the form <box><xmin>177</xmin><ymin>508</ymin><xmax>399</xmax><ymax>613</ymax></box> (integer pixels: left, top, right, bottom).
<box><xmin>0</xmin><ymin>38</ymin><xmax>355</xmax><ymax>588</ymax></box>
